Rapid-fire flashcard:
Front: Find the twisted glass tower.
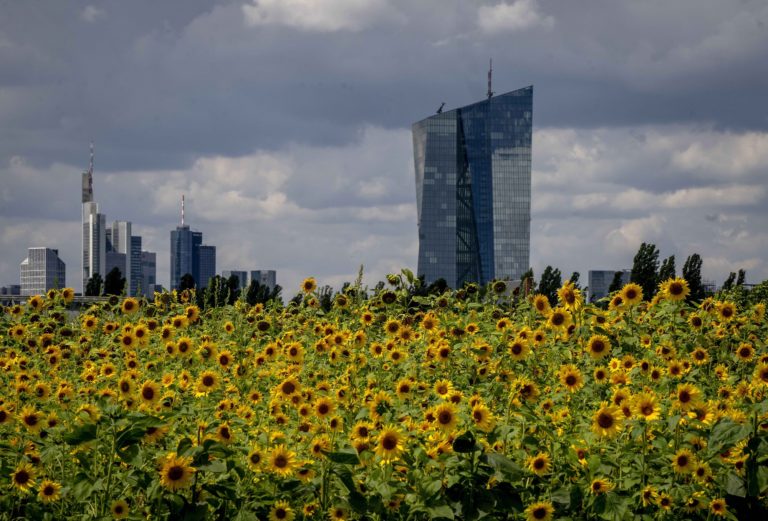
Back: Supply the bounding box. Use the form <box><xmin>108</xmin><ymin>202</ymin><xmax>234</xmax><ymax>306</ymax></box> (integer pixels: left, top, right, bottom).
<box><xmin>413</xmin><ymin>86</ymin><xmax>532</xmax><ymax>288</ymax></box>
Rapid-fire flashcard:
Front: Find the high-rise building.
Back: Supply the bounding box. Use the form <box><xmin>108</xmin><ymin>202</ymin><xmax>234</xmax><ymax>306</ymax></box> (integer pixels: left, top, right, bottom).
<box><xmin>130</xmin><ymin>236</ymin><xmax>142</xmax><ymax>296</ymax></box>
<box><xmin>20</xmin><ymin>247</ymin><xmax>66</xmax><ymax>296</ymax></box>
<box><xmin>141</xmin><ymin>251</ymin><xmax>157</xmax><ymax>295</ymax></box>
<box><xmin>82</xmin><ymin>145</ymin><xmax>106</xmax><ymax>291</ymax></box>
<box><xmin>250</xmin><ymin>270</ymin><xmax>277</xmax><ymax>291</ymax></box>
<box><xmin>170</xmin><ymin>195</ymin><xmax>216</xmax><ymax>290</ymax></box>
<box><xmin>412</xmin><ymin>85</ymin><xmax>533</xmax><ymax>288</ymax></box>
<box><xmin>222</xmin><ymin>270</ymin><xmax>248</xmax><ymax>289</ymax></box>
<box><xmin>197</xmin><ymin>245</ymin><xmax>216</xmax><ymax>289</ymax></box>
<box><xmin>588</xmin><ymin>269</ymin><xmax>631</xmax><ymax>303</ymax></box>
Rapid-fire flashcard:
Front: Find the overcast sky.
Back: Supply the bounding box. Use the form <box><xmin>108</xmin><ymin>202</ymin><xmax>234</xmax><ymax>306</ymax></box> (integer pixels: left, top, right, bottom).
<box><xmin>2</xmin><ymin>0</ymin><xmax>767</xmax><ymax>295</ymax></box>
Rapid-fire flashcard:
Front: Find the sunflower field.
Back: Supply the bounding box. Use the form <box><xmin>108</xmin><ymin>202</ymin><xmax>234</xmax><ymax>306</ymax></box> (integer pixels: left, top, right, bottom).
<box><xmin>2</xmin><ymin>273</ymin><xmax>768</xmax><ymax>521</ymax></box>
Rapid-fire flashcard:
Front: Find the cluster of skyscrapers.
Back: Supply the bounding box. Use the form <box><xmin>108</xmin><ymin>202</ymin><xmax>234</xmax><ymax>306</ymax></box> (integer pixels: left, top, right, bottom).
<box><xmin>170</xmin><ymin>195</ymin><xmax>217</xmax><ymax>290</ymax></box>
<box><xmin>80</xmin><ymin>147</ymin><xmax>157</xmax><ymax>297</ymax></box>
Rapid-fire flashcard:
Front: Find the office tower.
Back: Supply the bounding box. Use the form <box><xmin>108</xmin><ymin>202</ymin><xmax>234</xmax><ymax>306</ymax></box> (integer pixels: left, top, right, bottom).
<box><xmin>222</xmin><ymin>270</ymin><xmax>248</xmax><ymax>289</ymax></box>
<box><xmin>130</xmin><ymin>236</ymin><xmax>142</xmax><ymax>296</ymax></box>
<box><xmin>250</xmin><ymin>270</ymin><xmax>277</xmax><ymax>291</ymax></box>
<box><xmin>170</xmin><ymin>195</ymin><xmax>216</xmax><ymax>290</ymax></box>
<box><xmin>197</xmin><ymin>245</ymin><xmax>216</xmax><ymax>289</ymax></box>
<box><xmin>412</xmin><ymin>85</ymin><xmax>532</xmax><ymax>288</ymax></box>
<box><xmin>141</xmin><ymin>251</ymin><xmax>157</xmax><ymax>295</ymax></box>
<box><xmin>106</xmin><ymin>221</ymin><xmax>132</xmax><ymax>294</ymax></box>
<box><xmin>82</xmin><ymin>144</ymin><xmax>106</xmax><ymax>291</ymax></box>
<box><xmin>588</xmin><ymin>270</ymin><xmax>631</xmax><ymax>303</ymax></box>
<box><xmin>20</xmin><ymin>247</ymin><xmax>66</xmax><ymax>296</ymax></box>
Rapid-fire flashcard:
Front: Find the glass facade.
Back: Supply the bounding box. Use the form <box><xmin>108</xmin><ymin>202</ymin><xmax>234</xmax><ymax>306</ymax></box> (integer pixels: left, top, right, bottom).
<box><xmin>197</xmin><ymin>245</ymin><xmax>216</xmax><ymax>289</ymax></box>
<box><xmin>20</xmin><ymin>248</ymin><xmax>66</xmax><ymax>296</ymax></box>
<box><xmin>588</xmin><ymin>269</ymin><xmax>631</xmax><ymax>303</ymax></box>
<box><xmin>170</xmin><ymin>226</ymin><xmax>202</xmax><ymax>290</ymax></box>
<box><xmin>413</xmin><ymin>86</ymin><xmax>532</xmax><ymax>288</ymax></box>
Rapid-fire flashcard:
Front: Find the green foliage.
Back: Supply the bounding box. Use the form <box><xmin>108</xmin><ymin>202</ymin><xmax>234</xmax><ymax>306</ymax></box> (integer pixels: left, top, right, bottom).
<box><xmin>538</xmin><ymin>265</ymin><xmax>561</xmax><ymax>305</ymax></box>
<box><xmin>682</xmin><ymin>253</ymin><xmax>705</xmax><ymax>302</ymax></box>
<box><xmin>630</xmin><ymin>242</ymin><xmax>659</xmax><ymax>300</ymax></box>
<box><xmin>85</xmin><ymin>273</ymin><xmax>103</xmax><ymax>296</ymax></box>
<box><xmin>104</xmin><ymin>267</ymin><xmax>126</xmax><ymax>296</ymax></box>
<box><xmin>608</xmin><ymin>271</ymin><xmax>624</xmax><ymax>294</ymax></box>
<box><xmin>658</xmin><ymin>255</ymin><xmax>675</xmax><ymax>282</ymax></box>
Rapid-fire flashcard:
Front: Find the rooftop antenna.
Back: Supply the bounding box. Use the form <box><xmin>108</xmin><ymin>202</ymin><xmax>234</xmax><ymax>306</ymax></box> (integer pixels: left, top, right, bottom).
<box><xmin>437</xmin><ymin>102</ymin><xmax>445</xmax><ymax>114</ymax></box>
<box><xmin>181</xmin><ymin>194</ymin><xmax>185</xmax><ymax>227</ymax></box>
<box><xmin>487</xmin><ymin>58</ymin><xmax>494</xmax><ymax>99</ymax></box>
<box><xmin>89</xmin><ymin>141</ymin><xmax>94</xmax><ymax>175</ymax></box>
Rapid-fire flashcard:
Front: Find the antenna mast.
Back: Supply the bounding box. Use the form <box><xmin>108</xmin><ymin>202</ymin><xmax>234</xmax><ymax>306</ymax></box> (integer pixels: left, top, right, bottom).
<box><xmin>181</xmin><ymin>194</ymin><xmax>185</xmax><ymax>227</ymax></box>
<box><xmin>487</xmin><ymin>58</ymin><xmax>494</xmax><ymax>99</ymax></box>
<box><xmin>89</xmin><ymin>141</ymin><xmax>94</xmax><ymax>175</ymax></box>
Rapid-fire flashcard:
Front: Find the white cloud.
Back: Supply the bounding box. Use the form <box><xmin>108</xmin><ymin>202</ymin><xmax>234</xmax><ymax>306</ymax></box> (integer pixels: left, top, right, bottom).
<box><xmin>80</xmin><ymin>5</ymin><xmax>106</xmax><ymax>23</ymax></box>
<box><xmin>242</xmin><ymin>0</ymin><xmax>397</xmax><ymax>32</ymax></box>
<box><xmin>671</xmin><ymin>131</ymin><xmax>768</xmax><ymax>178</ymax></box>
<box><xmin>477</xmin><ymin>0</ymin><xmax>554</xmax><ymax>34</ymax></box>
<box><xmin>662</xmin><ymin>185</ymin><xmax>766</xmax><ymax>208</ymax></box>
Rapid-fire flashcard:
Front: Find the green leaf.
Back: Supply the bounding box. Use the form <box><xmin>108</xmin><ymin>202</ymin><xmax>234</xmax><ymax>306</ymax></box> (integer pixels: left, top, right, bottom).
<box><xmin>709</xmin><ymin>421</ymin><xmax>748</xmax><ymax>450</ymax></box>
<box><xmin>196</xmin><ymin>458</ymin><xmax>227</xmax><ymax>473</ymax></box>
<box><xmin>62</xmin><ymin>423</ymin><xmax>97</xmax><ymax>445</ymax></box>
<box><xmin>452</xmin><ymin>431</ymin><xmax>480</xmax><ymax>453</ymax></box>
<box><xmin>325</xmin><ymin>448</ymin><xmax>360</xmax><ymax>465</ymax></box>
<box><xmin>725</xmin><ymin>472</ymin><xmax>746</xmax><ymax>498</ymax></box>
<box><xmin>424</xmin><ymin>479</ymin><xmax>443</xmax><ymax>496</ymax></box>
<box><xmin>177</xmin><ymin>437</ymin><xmax>194</xmax><ymax>456</ymax></box>
<box><xmin>551</xmin><ymin>487</ymin><xmax>571</xmax><ymax>505</ymax></box>
<box><xmin>484</xmin><ymin>453</ymin><xmax>523</xmax><ymax>480</ymax></box>
<box><xmin>426</xmin><ymin>505</ymin><xmax>454</xmax><ymax>520</ymax></box>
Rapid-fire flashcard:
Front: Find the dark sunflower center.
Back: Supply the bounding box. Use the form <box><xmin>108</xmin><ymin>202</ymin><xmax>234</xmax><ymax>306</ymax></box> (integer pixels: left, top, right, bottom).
<box><xmin>15</xmin><ymin>470</ymin><xmax>30</xmax><ymax>484</ymax></box>
<box><xmin>142</xmin><ymin>387</ymin><xmax>155</xmax><ymax>400</ymax></box>
<box><xmin>438</xmin><ymin>411</ymin><xmax>452</xmax><ymax>425</ymax></box>
<box><xmin>382</xmin><ymin>434</ymin><xmax>398</xmax><ymax>450</ymax></box>
<box><xmin>168</xmin><ymin>466</ymin><xmax>184</xmax><ymax>481</ymax></box>
<box><xmin>282</xmin><ymin>382</ymin><xmax>296</xmax><ymax>394</ymax></box>
<box><xmin>597</xmin><ymin>413</ymin><xmax>614</xmax><ymax>428</ymax></box>
<box><xmin>679</xmin><ymin>391</ymin><xmax>691</xmax><ymax>403</ymax></box>
<box><xmin>565</xmin><ymin>375</ymin><xmax>577</xmax><ymax>386</ymax></box>
<box><xmin>274</xmin><ymin>455</ymin><xmax>288</xmax><ymax>468</ymax></box>
<box><xmin>533</xmin><ymin>507</ymin><xmax>548</xmax><ymax>519</ymax></box>
<box><xmin>641</xmin><ymin>405</ymin><xmax>653</xmax><ymax>416</ymax></box>
<box><xmin>533</xmin><ymin>459</ymin><xmax>545</xmax><ymax>469</ymax></box>
<box><xmin>670</xmin><ymin>283</ymin><xmax>683</xmax><ymax>295</ymax></box>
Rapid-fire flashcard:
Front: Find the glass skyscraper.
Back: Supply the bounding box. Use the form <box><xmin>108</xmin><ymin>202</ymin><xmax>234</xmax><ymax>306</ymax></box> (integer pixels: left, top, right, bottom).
<box><xmin>413</xmin><ymin>86</ymin><xmax>532</xmax><ymax>288</ymax></box>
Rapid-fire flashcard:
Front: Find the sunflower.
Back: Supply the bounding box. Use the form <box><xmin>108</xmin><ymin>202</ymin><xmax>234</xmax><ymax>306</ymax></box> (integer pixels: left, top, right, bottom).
<box><xmin>589</xmin><ymin>478</ymin><xmax>613</xmax><ymax>495</ymax></box>
<box><xmin>277</xmin><ymin>377</ymin><xmax>301</xmax><ymax>398</ymax></box>
<box><xmin>247</xmin><ymin>447</ymin><xmax>263</xmax><ymax>471</ymax></box>
<box><xmin>735</xmin><ymin>343</ymin><xmax>754</xmax><ymax>362</ymax></box>
<box><xmin>81</xmin><ymin>314</ymin><xmax>98</xmax><ymax>331</ymax></box>
<box><xmin>433</xmin><ymin>403</ymin><xmax>458</xmax><ymax>432</ymax></box>
<box><xmin>139</xmin><ymin>380</ymin><xmax>160</xmax><ymax>404</ymax></box>
<box><xmin>691</xmin><ymin>347</ymin><xmax>709</xmax><ymax>365</ymax></box>
<box><xmin>592</xmin><ymin>403</ymin><xmax>623</xmax><ymax>437</ymax></box>
<box><xmin>328</xmin><ymin>506</ymin><xmax>349</xmax><ymax>520</ymax></box>
<box><xmin>0</xmin><ymin>406</ymin><xmax>13</xmax><ymax>425</ymax></box>
<box><xmin>557</xmin><ymin>281</ymin><xmax>582</xmax><ymax>310</ymax></box>
<box><xmin>158</xmin><ymin>452</ymin><xmax>196</xmax><ymax>491</ymax></box>
<box><xmin>11</xmin><ymin>463</ymin><xmax>36</xmax><ymax>492</ymax></box>
<box><xmin>586</xmin><ymin>335</ymin><xmax>611</xmax><ymax>360</ymax></box>
<box><xmin>314</xmin><ymin>397</ymin><xmax>334</xmax><ymax>419</ymax></box>
<box><xmin>753</xmin><ymin>364</ymin><xmax>768</xmax><ymax>387</ymax></box>
<box><xmin>19</xmin><ymin>405</ymin><xmax>43</xmax><ymax>433</ymax></box>
<box><xmin>674</xmin><ymin>383</ymin><xmax>701</xmax><ymax>411</ymax></box>
<box><xmin>716</xmin><ymin>301</ymin><xmax>736</xmax><ymax>321</ymax></box>
<box><xmin>119</xmin><ymin>332</ymin><xmax>136</xmax><ymax>350</ymax></box>
<box><xmin>269</xmin><ymin>500</ymin><xmax>295</xmax><ymax>521</ymax></box>
<box><xmin>633</xmin><ymin>392</ymin><xmax>660</xmax><ymax>421</ymax></box>
<box><xmin>38</xmin><ymin>479</ymin><xmax>62</xmax><ymax>502</ymax></box>
<box><xmin>617</xmin><ymin>283</ymin><xmax>642</xmax><ymax>306</ymax></box>
<box><xmin>301</xmin><ymin>278</ymin><xmax>317</xmax><ymax>293</ymax></box>
<box><xmin>558</xmin><ymin>364</ymin><xmax>584</xmax><ymax>392</ymax></box>
<box><xmin>660</xmin><ymin>277</ymin><xmax>690</xmax><ymax>301</ymax></box>
<box><xmin>375</xmin><ymin>425</ymin><xmax>406</xmax><ymax>463</ymax></box>
<box><xmin>471</xmin><ymin>403</ymin><xmax>496</xmax><ymax>432</ymax></box>
<box><xmin>111</xmin><ymin>499</ymin><xmax>129</xmax><ymax>519</ymax></box>
<box><xmin>268</xmin><ymin>445</ymin><xmax>297</xmax><ymax>477</ymax></box>
<box><xmin>593</xmin><ymin>367</ymin><xmax>609</xmax><ymax>384</ymax></box>
<box><xmin>508</xmin><ymin>339</ymin><xmax>530</xmax><ymax>361</ymax></box>
<box><xmin>434</xmin><ymin>379</ymin><xmax>453</xmax><ymax>397</ymax></box>
<box><xmin>61</xmin><ymin>287</ymin><xmax>75</xmax><ymax>303</ymax></box>
<box><xmin>526</xmin><ymin>452</ymin><xmax>551</xmax><ymax>476</ymax></box>
<box><xmin>217</xmin><ymin>350</ymin><xmax>233</xmax><ymax>369</ymax></box>
<box><xmin>525</xmin><ymin>501</ymin><xmax>554</xmax><ymax>521</ymax></box>
<box><xmin>547</xmin><ymin>307</ymin><xmax>572</xmax><ymax>329</ymax></box>
<box><xmin>120</xmin><ymin>297</ymin><xmax>139</xmax><ymax>314</ymax></box>
<box><xmin>28</xmin><ymin>295</ymin><xmax>43</xmax><ymax>311</ymax></box>
<box><xmin>710</xmin><ymin>498</ymin><xmax>727</xmax><ymax>517</ymax></box>
<box><xmin>531</xmin><ymin>294</ymin><xmax>551</xmax><ymax>315</ymax></box>
<box><xmin>672</xmin><ymin>448</ymin><xmax>696</xmax><ymax>474</ymax></box>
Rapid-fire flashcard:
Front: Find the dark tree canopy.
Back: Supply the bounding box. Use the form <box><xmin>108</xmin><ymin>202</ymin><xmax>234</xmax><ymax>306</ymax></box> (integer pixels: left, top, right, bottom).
<box><xmin>658</xmin><ymin>255</ymin><xmax>676</xmax><ymax>282</ymax></box>
<box><xmin>85</xmin><ymin>273</ymin><xmax>103</xmax><ymax>297</ymax></box>
<box><xmin>608</xmin><ymin>271</ymin><xmax>625</xmax><ymax>295</ymax></box>
<box><xmin>104</xmin><ymin>267</ymin><xmax>126</xmax><ymax>296</ymax></box>
<box><xmin>682</xmin><ymin>254</ymin><xmax>704</xmax><ymax>302</ymax></box>
<box><xmin>630</xmin><ymin>243</ymin><xmax>660</xmax><ymax>300</ymax></box>
<box><xmin>179</xmin><ymin>273</ymin><xmax>195</xmax><ymax>291</ymax></box>
<box><xmin>722</xmin><ymin>272</ymin><xmax>736</xmax><ymax>291</ymax></box>
<box><xmin>736</xmin><ymin>269</ymin><xmax>746</xmax><ymax>287</ymax></box>
<box><xmin>539</xmin><ymin>266</ymin><xmax>562</xmax><ymax>306</ymax></box>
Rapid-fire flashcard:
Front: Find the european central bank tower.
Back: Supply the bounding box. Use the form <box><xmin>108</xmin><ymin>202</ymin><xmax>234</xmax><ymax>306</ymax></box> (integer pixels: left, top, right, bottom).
<box><xmin>413</xmin><ymin>86</ymin><xmax>532</xmax><ymax>288</ymax></box>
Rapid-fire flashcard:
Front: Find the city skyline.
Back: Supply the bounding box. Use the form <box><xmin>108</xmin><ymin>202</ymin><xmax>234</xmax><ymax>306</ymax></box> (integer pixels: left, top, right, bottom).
<box><xmin>1</xmin><ymin>1</ymin><xmax>767</xmax><ymax>294</ymax></box>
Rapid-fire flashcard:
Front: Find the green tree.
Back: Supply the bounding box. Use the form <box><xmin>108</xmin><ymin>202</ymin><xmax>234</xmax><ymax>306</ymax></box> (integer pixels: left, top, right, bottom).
<box><xmin>103</xmin><ymin>267</ymin><xmax>126</xmax><ymax>296</ymax></box>
<box><xmin>658</xmin><ymin>255</ymin><xmax>676</xmax><ymax>282</ymax></box>
<box><xmin>630</xmin><ymin>242</ymin><xmax>660</xmax><ymax>300</ymax></box>
<box><xmin>722</xmin><ymin>272</ymin><xmax>736</xmax><ymax>291</ymax></box>
<box><xmin>569</xmin><ymin>271</ymin><xmax>581</xmax><ymax>289</ymax></box>
<box><xmin>736</xmin><ymin>269</ymin><xmax>746</xmax><ymax>287</ymax></box>
<box><xmin>608</xmin><ymin>271</ymin><xmax>625</xmax><ymax>294</ymax></box>
<box><xmin>538</xmin><ymin>266</ymin><xmax>562</xmax><ymax>305</ymax></box>
<box><xmin>179</xmin><ymin>273</ymin><xmax>195</xmax><ymax>291</ymax></box>
<box><xmin>520</xmin><ymin>268</ymin><xmax>535</xmax><ymax>295</ymax></box>
<box><xmin>245</xmin><ymin>280</ymin><xmax>283</xmax><ymax>306</ymax></box>
<box><xmin>226</xmin><ymin>275</ymin><xmax>241</xmax><ymax>305</ymax></box>
<box><xmin>85</xmin><ymin>273</ymin><xmax>103</xmax><ymax>296</ymax></box>
<box><xmin>682</xmin><ymin>254</ymin><xmax>704</xmax><ymax>302</ymax></box>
